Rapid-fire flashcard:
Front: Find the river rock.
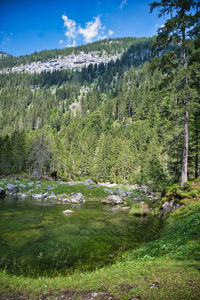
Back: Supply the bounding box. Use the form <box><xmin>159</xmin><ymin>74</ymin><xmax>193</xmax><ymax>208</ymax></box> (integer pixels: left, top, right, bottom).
<box><xmin>121</xmin><ymin>206</ymin><xmax>131</xmax><ymax>211</ymax></box>
<box><xmin>103</xmin><ymin>188</ymin><xmax>116</xmax><ymax>195</ymax></box>
<box><xmin>102</xmin><ymin>195</ymin><xmax>124</xmax><ymax>205</ymax></box>
<box><xmin>61</xmin><ymin>198</ymin><xmax>70</xmax><ymax>203</ymax></box>
<box><xmin>0</xmin><ymin>187</ymin><xmax>5</xmax><ymax>196</ymax></box>
<box><xmin>161</xmin><ymin>200</ymin><xmax>180</xmax><ymax>216</ymax></box>
<box><xmin>63</xmin><ymin>209</ymin><xmax>74</xmax><ymax>215</ymax></box>
<box><xmin>18</xmin><ymin>193</ymin><xmax>27</xmax><ymax>200</ymax></box>
<box><xmin>48</xmin><ymin>192</ymin><xmax>57</xmax><ymax>199</ymax></box>
<box><xmin>84</xmin><ymin>179</ymin><xmax>95</xmax><ymax>185</ymax></box>
<box><xmin>45</xmin><ymin>187</ymin><xmax>54</xmax><ymax>191</ymax></box>
<box><xmin>117</xmin><ymin>189</ymin><xmax>128</xmax><ymax>197</ymax></box>
<box><xmin>32</xmin><ymin>194</ymin><xmax>43</xmax><ymax>199</ymax></box>
<box><xmin>6</xmin><ymin>184</ymin><xmax>19</xmax><ymax>194</ymax></box>
<box><xmin>58</xmin><ymin>193</ymin><xmax>68</xmax><ymax>197</ymax></box>
<box><xmin>43</xmin><ymin>192</ymin><xmax>49</xmax><ymax>198</ymax></box>
<box><xmin>132</xmin><ymin>196</ymin><xmax>143</xmax><ymax>202</ymax></box>
<box><xmin>140</xmin><ymin>185</ymin><xmax>149</xmax><ymax>194</ymax></box>
<box><xmin>70</xmin><ymin>193</ymin><xmax>85</xmax><ymax>202</ymax></box>
<box><xmin>19</xmin><ymin>183</ymin><xmax>27</xmax><ymax>188</ymax></box>
<box><xmin>88</xmin><ymin>184</ymin><xmax>98</xmax><ymax>189</ymax></box>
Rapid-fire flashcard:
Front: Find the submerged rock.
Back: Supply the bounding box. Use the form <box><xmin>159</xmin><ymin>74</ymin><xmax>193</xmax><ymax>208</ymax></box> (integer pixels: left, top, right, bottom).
<box><xmin>6</xmin><ymin>184</ymin><xmax>19</xmax><ymax>194</ymax></box>
<box><xmin>63</xmin><ymin>209</ymin><xmax>74</xmax><ymax>215</ymax></box>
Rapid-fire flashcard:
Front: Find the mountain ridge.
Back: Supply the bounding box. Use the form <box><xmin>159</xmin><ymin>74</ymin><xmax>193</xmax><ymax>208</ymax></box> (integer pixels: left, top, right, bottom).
<box><xmin>0</xmin><ymin>36</ymin><xmax>155</xmax><ymax>71</ymax></box>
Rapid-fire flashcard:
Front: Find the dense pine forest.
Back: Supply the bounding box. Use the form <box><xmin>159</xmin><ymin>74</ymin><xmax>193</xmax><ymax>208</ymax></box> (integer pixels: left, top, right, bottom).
<box><xmin>1</xmin><ymin>1</ymin><xmax>200</xmax><ymax>299</ymax></box>
<box><xmin>0</xmin><ymin>32</ymin><xmax>199</xmax><ymax>186</ymax></box>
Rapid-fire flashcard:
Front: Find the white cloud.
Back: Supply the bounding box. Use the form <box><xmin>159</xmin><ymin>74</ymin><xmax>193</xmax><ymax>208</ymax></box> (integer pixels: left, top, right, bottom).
<box><xmin>108</xmin><ymin>30</ymin><xmax>114</xmax><ymax>36</ymax></box>
<box><xmin>66</xmin><ymin>40</ymin><xmax>76</xmax><ymax>48</ymax></box>
<box><xmin>120</xmin><ymin>0</ymin><xmax>127</xmax><ymax>9</ymax></box>
<box><xmin>78</xmin><ymin>16</ymin><xmax>104</xmax><ymax>43</ymax></box>
<box><xmin>62</xmin><ymin>14</ymin><xmax>77</xmax><ymax>46</ymax></box>
<box><xmin>60</xmin><ymin>15</ymin><xmax>114</xmax><ymax>46</ymax></box>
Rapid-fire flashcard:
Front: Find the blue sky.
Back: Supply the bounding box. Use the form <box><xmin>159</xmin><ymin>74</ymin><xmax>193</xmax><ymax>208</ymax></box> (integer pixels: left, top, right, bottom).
<box><xmin>0</xmin><ymin>0</ymin><xmax>165</xmax><ymax>57</ymax></box>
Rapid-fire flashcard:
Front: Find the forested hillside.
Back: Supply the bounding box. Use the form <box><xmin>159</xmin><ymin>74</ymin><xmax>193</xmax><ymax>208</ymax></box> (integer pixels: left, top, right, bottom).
<box><xmin>0</xmin><ymin>35</ymin><xmax>199</xmax><ymax>186</ymax></box>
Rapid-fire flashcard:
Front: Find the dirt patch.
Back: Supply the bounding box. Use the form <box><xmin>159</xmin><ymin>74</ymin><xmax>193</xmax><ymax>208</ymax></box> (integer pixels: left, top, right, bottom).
<box><xmin>41</xmin><ymin>289</ymin><xmax>117</xmax><ymax>300</ymax></box>
<box><xmin>0</xmin><ymin>290</ymin><xmax>34</xmax><ymax>300</ymax></box>
<box><xmin>0</xmin><ymin>289</ymin><xmax>117</xmax><ymax>300</ymax></box>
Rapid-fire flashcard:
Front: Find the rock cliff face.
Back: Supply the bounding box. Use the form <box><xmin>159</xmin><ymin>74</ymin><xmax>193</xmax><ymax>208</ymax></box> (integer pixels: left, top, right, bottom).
<box><xmin>0</xmin><ymin>52</ymin><xmax>8</xmax><ymax>59</ymax></box>
<box><xmin>0</xmin><ymin>51</ymin><xmax>120</xmax><ymax>74</ymax></box>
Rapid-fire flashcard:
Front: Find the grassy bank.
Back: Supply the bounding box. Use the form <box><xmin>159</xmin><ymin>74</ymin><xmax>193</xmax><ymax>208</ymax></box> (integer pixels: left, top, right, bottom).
<box><xmin>0</xmin><ymin>179</ymin><xmax>200</xmax><ymax>299</ymax></box>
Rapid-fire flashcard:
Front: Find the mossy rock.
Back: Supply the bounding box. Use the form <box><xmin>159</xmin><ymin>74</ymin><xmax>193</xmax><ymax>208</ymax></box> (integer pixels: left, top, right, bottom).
<box><xmin>129</xmin><ymin>202</ymin><xmax>149</xmax><ymax>217</ymax></box>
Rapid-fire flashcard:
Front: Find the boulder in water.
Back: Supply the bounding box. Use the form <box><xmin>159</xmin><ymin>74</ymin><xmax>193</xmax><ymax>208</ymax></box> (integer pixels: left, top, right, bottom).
<box><xmin>32</xmin><ymin>194</ymin><xmax>43</xmax><ymax>200</ymax></box>
<box><xmin>18</xmin><ymin>193</ymin><xmax>27</xmax><ymax>200</ymax></box>
<box><xmin>6</xmin><ymin>184</ymin><xmax>19</xmax><ymax>194</ymax></box>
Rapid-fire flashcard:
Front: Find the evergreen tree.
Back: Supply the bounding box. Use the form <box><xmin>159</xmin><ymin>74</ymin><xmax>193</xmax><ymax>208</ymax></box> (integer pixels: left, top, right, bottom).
<box><xmin>150</xmin><ymin>0</ymin><xmax>199</xmax><ymax>186</ymax></box>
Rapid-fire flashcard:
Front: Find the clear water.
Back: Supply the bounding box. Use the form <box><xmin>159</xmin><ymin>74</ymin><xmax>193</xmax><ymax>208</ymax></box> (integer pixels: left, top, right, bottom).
<box><xmin>0</xmin><ymin>196</ymin><xmax>161</xmax><ymax>276</ymax></box>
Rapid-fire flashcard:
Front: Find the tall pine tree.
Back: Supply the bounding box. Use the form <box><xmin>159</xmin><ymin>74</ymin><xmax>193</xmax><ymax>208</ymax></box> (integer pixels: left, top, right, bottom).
<box><xmin>150</xmin><ymin>0</ymin><xmax>199</xmax><ymax>186</ymax></box>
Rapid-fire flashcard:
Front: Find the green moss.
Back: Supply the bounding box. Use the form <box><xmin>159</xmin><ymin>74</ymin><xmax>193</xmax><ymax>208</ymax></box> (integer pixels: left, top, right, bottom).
<box><xmin>160</xmin><ymin>180</ymin><xmax>200</xmax><ymax>210</ymax></box>
<box><xmin>129</xmin><ymin>202</ymin><xmax>149</xmax><ymax>216</ymax></box>
<box><xmin>3</xmin><ymin>229</ymin><xmax>43</xmax><ymax>248</ymax></box>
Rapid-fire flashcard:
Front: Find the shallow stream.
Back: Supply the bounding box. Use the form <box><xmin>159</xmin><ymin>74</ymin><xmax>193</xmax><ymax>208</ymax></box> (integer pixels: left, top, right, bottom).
<box><xmin>0</xmin><ymin>196</ymin><xmax>161</xmax><ymax>276</ymax></box>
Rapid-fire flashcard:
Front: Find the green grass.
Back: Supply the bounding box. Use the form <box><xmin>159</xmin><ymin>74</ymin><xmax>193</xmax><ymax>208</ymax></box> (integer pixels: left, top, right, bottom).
<box><xmin>0</xmin><ymin>178</ymin><xmax>200</xmax><ymax>299</ymax></box>
<box><xmin>0</xmin><ymin>259</ymin><xmax>199</xmax><ymax>299</ymax></box>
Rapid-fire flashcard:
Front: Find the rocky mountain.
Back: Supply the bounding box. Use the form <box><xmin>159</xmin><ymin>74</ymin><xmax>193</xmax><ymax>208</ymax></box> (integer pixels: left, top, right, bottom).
<box><xmin>2</xmin><ymin>34</ymin><xmax>198</xmax><ymax>186</ymax></box>
<box><xmin>0</xmin><ymin>37</ymin><xmax>153</xmax><ymax>73</ymax></box>
<box><xmin>0</xmin><ymin>51</ymin><xmax>119</xmax><ymax>74</ymax></box>
<box><xmin>0</xmin><ymin>52</ymin><xmax>10</xmax><ymax>59</ymax></box>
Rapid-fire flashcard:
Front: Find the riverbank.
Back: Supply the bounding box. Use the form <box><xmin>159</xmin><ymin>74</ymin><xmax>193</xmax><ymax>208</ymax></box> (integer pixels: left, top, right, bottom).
<box><xmin>0</xmin><ymin>178</ymin><xmax>200</xmax><ymax>299</ymax></box>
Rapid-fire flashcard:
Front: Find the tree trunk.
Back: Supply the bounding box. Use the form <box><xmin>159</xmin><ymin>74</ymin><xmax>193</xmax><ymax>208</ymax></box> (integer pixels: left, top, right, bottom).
<box><xmin>181</xmin><ymin>33</ymin><xmax>189</xmax><ymax>187</ymax></box>
<box><xmin>181</xmin><ymin>109</ymin><xmax>189</xmax><ymax>186</ymax></box>
<box><xmin>195</xmin><ymin>115</ymin><xmax>199</xmax><ymax>178</ymax></box>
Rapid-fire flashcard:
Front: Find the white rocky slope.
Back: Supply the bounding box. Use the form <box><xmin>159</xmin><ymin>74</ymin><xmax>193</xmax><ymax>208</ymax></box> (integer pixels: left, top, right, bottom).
<box><xmin>0</xmin><ymin>51</ymin><xmax>120</xmax><ymax>74</ymax></box>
